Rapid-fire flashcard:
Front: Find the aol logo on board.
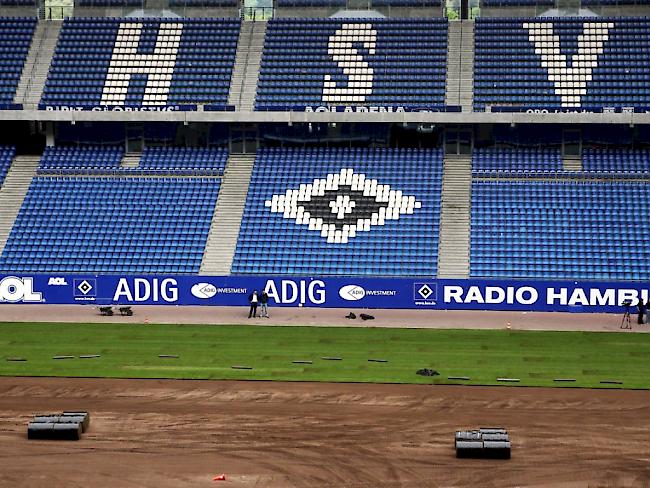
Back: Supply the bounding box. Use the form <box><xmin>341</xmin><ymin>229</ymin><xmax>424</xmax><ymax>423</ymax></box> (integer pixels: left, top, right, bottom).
<box><xmin>0</xmin><ymin>276</ymin><xmax>43</xmax><ymax>303</ymax></box>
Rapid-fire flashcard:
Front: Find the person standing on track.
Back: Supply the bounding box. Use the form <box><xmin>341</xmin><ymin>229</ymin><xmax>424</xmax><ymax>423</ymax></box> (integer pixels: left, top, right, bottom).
<box><xmin>637</xmin><ymin>297</ymin><xmax>646</xmax><ymax>325</ymax></box>
<box><xmin>259</xmin><ymin>290</ymin><xmax>270</xmax><ymax>318</ymax></box>
<box><xmin>248</xmin><ymin>290</ymin><xmax>259</xmax><ymax>318</ymax></box>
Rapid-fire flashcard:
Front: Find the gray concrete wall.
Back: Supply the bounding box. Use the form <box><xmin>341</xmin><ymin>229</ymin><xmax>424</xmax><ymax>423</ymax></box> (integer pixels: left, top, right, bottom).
<box><xmin>481</xmin><ymin>4</ymin><xmax>650</xmax><ymax>17</ymax></box>
<box><xmin>2</xmin><ymin>109</ymin><xmax>647</xmax><ymax>125</ymax></box>
<box><xmin>274</xmin><ymin>6</ymin><xmax>442</xmax><ymax>18</ymax></box>
<box><xmin>274</xmin><ymin>7</ymin><xmax>342</xmax><ymax>18</ymax></box>
<box><xmin>72</xmin><ymin>6</ymin><xmax>238</xmax><ymax>17</ymax></box>
<box><xmin>1</xmin><ymin>6</ymin><xmax>39</xmax><ymax>17</ymax></box>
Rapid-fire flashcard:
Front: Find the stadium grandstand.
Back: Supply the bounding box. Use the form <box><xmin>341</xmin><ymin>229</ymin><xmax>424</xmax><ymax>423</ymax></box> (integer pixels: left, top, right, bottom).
<box><xmin>4</xmin><ymin>2</ymin><xmax>650</xmax><ymax>486</ymax></box>
<box><xmin>0</xmin><ymin>0</ymin><xmax>648</xmax><ymax>308</ymax></box>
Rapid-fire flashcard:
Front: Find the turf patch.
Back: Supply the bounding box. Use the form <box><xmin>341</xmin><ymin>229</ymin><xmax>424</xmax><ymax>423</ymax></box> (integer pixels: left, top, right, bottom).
<box><xmin>0</xmin><ymin>323</ymin><xmax>649</xmax><ymax>388</ymax></box>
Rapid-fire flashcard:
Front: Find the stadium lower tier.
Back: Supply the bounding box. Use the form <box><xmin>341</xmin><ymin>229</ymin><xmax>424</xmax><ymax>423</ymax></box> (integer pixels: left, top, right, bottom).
<box><xmin>0</xmin><ymin>145</ymin><xmax>15</xmax><ymax>188</ymax></box>
<box><xmin>470</xmin><ymin>180</ymin><xmax>650</xmax><ymax>280</ymax></box>
<box><xmin>2</xmin><ymin>145</ymin><xmax>650</xmax><ymax>280</ymax></box>
<box><xmin>0</xmin><ymin>177</ymin><xmax>220</xmax><ymax>274</ymax></box>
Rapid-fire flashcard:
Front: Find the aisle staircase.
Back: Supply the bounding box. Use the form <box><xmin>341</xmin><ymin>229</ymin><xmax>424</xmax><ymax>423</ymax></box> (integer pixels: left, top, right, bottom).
<box><xmin>200</xmin><ymin>153</ymin><xmax>256</xmax><ymax>274</ymax></box>
<box><xmin>437</xmin><ymin>154</ymin><xmax>472</xmax><ymax>278</ymax></box>
<box><xmin>0</xmin><ymin>156</ymin><xmax>39</xmax><ymax>257</ymax></box>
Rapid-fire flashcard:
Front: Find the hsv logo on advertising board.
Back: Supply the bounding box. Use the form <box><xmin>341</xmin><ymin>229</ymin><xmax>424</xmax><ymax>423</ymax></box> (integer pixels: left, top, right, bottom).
<box><xmin>414</xmin><ymin>282</ymin><xmax>437</xmax><ymax>306</ymax></box>
<box><xmin>74</xmin><ymin>278</ymin><xmax>97</xmax><ymax>302</ymax></box>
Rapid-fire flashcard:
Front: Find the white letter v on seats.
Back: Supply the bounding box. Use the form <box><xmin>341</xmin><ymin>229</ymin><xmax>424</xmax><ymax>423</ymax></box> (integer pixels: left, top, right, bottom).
<box><xmin>523</xmin><ymin>21</ymin><xmax>614</xmax><ymax>108</ymax></box>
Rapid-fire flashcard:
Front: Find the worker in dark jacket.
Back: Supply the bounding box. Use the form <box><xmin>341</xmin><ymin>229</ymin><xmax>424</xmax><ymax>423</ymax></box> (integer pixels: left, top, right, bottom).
<box><xmin>259</xmin><ymin>290</ymin><xmax>270</xmax><ymax>318</ymax></box>
<box><xmin>248</xmin><ymin>290</ymin><xmax>259</xmax><ymax>318</ymax></box>
<box><xmin>637</xmin><ymin>298</ymin><xmax>646</xmax><ymax>325</ymax></box>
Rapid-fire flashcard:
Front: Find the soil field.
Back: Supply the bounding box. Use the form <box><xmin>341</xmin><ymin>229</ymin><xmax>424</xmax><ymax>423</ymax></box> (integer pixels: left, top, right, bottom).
<box><xmin>1</xmin><ymin>377</ymin><xmax>649</xmax><ymax>488</ymax></box>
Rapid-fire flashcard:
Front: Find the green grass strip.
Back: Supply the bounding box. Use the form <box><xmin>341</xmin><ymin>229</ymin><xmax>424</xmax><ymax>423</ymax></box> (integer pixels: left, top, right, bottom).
<box><xmin>1</xmin><ymin>322</ymin><xmax>649</xmax><ymax>389</ymax></box>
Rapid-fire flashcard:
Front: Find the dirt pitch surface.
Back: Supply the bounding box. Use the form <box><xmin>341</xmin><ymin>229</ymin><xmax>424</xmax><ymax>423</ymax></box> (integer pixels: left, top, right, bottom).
<box><xmin>1</xmin><ymin>377</ymin><xmax>650</xmax><ymax>488</ymax></box>
<box><xmin>2</xmin><ymin>306</ymin><xmax>650</xmax><ymax>487</ymax></box>
<box><xmin>1</xmin><ymin>304</ymin><xmax>648</xmax><ymax>333</ymax></box>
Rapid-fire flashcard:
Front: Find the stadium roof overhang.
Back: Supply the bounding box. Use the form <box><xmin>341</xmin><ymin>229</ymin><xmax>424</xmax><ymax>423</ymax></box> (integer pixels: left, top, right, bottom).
<box><xmin>0</xmin><ymin>110</ymin><xmax>646</xmax><ymax>125</ymax></box>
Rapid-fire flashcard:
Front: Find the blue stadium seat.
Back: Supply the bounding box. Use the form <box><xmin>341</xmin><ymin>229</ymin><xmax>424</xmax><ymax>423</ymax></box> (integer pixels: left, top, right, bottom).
<box><xmin>472</xmin><ymin>146</ymin><xmax>563</xmax><ymax>176</ymax></box>
<box><xmin>36</xmin><ymin>145</ymin><xmax>229</xmax><ymax>176</ymax></box>
<box><xmin>0</xmin><ymin>0</ymin><xmax>36</xmax><ymax>5</ymax></box>
<box><xmin>76</xmin><ymin>0</ymin><xmax>142</xmax><ymax>6</ymax></box>
<box><xmin>0</xmin><ymin>175</ymin><xmax>220</xmax><ymax>274</ymax></box>
<box><xmin>169</xmin><ymin>0</ymin><xmax>239</xmax><ymax>5</ymax></box>
<box><xmin>277</xmin><ymin>0</ymin><xmax>345</xmax><ymax>5</ymax></box>
<box><xmin>138</xmin><ymin>146</ymin><xmax>228</xmax><ymax>175</ymax></box>
<box><xmin>483</xmin><ymin>0</ymin><xmax>649</xmax><ymax>5</ymax></box>
<box><xmin>38</xmin><ymin>145</ymin><xmax>123</xmax><ymax>172</ymax></box>
<box><xmin>583</xmin><ymin>148</ymin><xmax>650</xmax><ymax>174</ymax></box>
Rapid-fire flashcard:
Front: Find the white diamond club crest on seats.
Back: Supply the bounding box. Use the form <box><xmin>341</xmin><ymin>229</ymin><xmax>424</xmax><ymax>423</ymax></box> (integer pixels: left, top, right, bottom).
<box><xmin>323</xmin><ymin>23</ymin><xmax>377</xmax><ymax>103</ymax></box>
<box><xmin>524</xmin><ymin>21</ymin><xmax>614</xmax><ymax>108</ymax></box>
<box><xmin>101</xmin><ymin>22</ymin><xmax>183</xmax><ymax>106</ymax></box>
<box><xmin>264</xmin><ymin>168</ymin><xmax>422</xmax><ymax>244</ymax></box>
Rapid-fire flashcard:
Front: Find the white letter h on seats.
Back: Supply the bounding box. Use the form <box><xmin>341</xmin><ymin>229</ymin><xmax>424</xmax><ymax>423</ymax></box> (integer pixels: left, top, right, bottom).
<box><xmin>101</xmin><ymin>22</ymin><xmax>183</xmax><ymax>106</ymax></box>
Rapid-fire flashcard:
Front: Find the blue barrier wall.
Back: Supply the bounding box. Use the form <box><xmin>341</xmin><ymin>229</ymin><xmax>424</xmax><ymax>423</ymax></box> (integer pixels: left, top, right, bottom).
<box><xmin>0</xmin><ymin>274</ymin><xmax>648</xmax><ymax>313</ymax></box>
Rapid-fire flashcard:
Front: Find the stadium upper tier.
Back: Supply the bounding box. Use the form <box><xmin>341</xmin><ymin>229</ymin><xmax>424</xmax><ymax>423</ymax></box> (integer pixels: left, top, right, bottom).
<box><xmin>168</xmin><ymin>0</ymin><xmax>239</xmax><ymax>6</ymax></box>
<box><xmin>231</xmin><ymin>147</ymin><xmax>443</xmax><ymax>276</ymax></box>
<box><xmin>41</xmin><ymin>18</ymin><xmax>240</xmax><ymax>107</ymax></box>
<box><xmin>0</xmin><ymin>17</ymin><xmax>35</xmax><ymax>105</ymax></box>
<box><xmin>475</xmin><ymin>17</ymin><xmax>650</xmax><ymax>111</ymax></box>
<box><xmin>0</xmin><ymin>0</ymin><xmax>35</xmax><ymax>5</ymax></box>
<box><xmin>255</xmin><ymin>18</ymin><xmax>448</xmax><ymax>110</ymax></box>
<box><xmin>275</xmin><ymin>0</ymin><xmax>441</xmax><ymax>7</ymax></box>
<box><xmin>2</xmin><ymin>15</ymin><xmax>650</xmax><ymax>112</ymax></box>
<box><xmin>482</xmin><ymin>0</ymin><xmax>649</xmax><ymax>5</ymax></box>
